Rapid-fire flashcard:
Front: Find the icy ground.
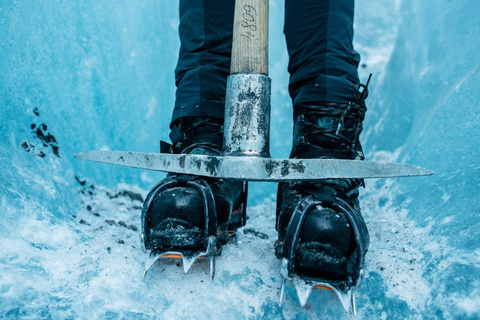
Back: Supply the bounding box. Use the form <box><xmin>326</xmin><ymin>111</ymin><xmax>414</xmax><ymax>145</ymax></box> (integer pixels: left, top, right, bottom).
<box><xmin>1</xmin><ymin>0</ymin><xmax>480</xmax><ymax>319</ymax></box>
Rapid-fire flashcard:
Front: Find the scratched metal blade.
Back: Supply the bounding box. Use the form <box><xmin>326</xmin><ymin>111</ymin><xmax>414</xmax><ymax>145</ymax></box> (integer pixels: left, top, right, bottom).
<box><xmin>75</xmin><ymin>151</ymin><xmax>433</xmax><ymax>181</ymax></box>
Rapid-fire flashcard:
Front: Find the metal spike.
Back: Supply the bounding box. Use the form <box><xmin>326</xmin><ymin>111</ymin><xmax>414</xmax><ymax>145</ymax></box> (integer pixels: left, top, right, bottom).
<box><xmin>143</xmin><ymin>252</ymin><xmax>162</xmax><ymax>278</ymax></box>
<box><xmin>293</xmin><ymin>277</ymin><xmax>313</xmax><ymax>307</ymax></box>
<box><xmin>140</xmin><ymin>233</ymin><xmax>147</xmax><ymax>253</ymax></box>
<box><xmin>205</xmin><ymin>236</ymin><xmax>217</xmax><ymax>255</ymax></box>
<box><xmin>278</xmin><ymin>277</ymin><xmax>287</xmax><ymax>306</ymax></box>
<box><xmin>278</xmin><ymin>258</ymin><xmax>289</xmax><ymax>306</ymax></box>
<box><xmin>352</xmin><ymin>290</ymin><xmax>356</xmax><ymax>316</ymax></box>
<box><xmin>181</xmin><ymin>254</ymin><xmax>199</xmax><ymax>274</ymax></box>
<box><xmin>331</xmin><ymin>288</ymin><xmax>355</xmax><ymax>315</ymax></box>
<box><xmin>210</xmin><ymin>255</ymin><xmax>216</xmax><ymax>281</ymax></box>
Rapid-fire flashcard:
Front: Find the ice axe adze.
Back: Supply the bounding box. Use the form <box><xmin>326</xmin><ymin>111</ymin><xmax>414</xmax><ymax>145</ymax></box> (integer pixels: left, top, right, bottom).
<box><xmin>75</xmin><ymin>0</ymin><xmax>432</xmax><ymax>314</ymax></box>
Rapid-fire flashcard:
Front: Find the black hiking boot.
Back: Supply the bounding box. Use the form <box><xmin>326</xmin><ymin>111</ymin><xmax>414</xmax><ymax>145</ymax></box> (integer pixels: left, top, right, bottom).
<box><xmin>141</xmin><ymin>117</ymin><xmax>247</xmax><ymax>277</ymax></box>
<box><xmin>276</xmin><ymin>97</ymin><xmax>370</xmax><ymax>309</ymax></box>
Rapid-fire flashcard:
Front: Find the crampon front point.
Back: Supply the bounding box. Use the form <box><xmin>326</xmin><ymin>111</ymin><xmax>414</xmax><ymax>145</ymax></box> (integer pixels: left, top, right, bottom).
<box><xmin>142</xmin><ymin>235</ymin><xmax>219</xmax><ymax>280</ymax></box>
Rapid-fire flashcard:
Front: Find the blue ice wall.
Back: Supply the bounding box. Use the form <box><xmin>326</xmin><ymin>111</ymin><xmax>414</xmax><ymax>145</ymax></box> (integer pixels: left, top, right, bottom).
<box><xmin>368</xmin><ymin>0</ymin><xmax>480</xmax><ymax>250</ymax></box>
<box><xmin>1</xmin><ymin>0</ymin><xmax>479</xmax><ymax>318</ymax></box>
<box><xmin>363</xmin><ymin>0</ymin><xmax>480</xmax><ymax>317</ymax></box>
<box><xmin>1</xmin><ymin>0</ymin><xmax>177</xmax><ymax>188</ymax></box>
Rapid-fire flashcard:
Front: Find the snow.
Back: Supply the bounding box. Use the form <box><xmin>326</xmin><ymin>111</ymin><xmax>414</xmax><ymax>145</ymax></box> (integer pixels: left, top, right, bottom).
<box><xmin>1</xmin><ymin>0</ymin><xmax>480</xmax><ymax>318</ymax></box>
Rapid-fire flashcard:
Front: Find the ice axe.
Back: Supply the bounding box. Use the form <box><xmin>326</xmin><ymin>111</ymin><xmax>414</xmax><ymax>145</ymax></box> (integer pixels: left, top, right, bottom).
<box><xmin>75</xmin><ymin>0</ymin><xmax>432</xmax><ymax>314</ymax></box>
<box><xmin>75</xmin><ymin>0</ymin><xmax>431</xmax><ymax>181</ymax></box>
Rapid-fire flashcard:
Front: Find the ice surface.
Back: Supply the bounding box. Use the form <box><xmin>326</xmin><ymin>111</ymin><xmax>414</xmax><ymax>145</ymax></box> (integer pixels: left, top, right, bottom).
<box><xmin>1</xmin><ymin>0</ymin><xmax>479</xmax><ymax>318</ymax></box>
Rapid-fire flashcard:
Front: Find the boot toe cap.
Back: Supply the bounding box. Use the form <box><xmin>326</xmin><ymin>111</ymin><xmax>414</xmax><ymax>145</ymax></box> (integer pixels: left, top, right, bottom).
<box><xmin>296</xmin><ymin>206</ymin><xmax>356</xmax><ymax>279</ymax></box>
<box><xmin>149</xmin><ymin>187</ymin><xmax>204</xmax><ymax>230</ymax></box>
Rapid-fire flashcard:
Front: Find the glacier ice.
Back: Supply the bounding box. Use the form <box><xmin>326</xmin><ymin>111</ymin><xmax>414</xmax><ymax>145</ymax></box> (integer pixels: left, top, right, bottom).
<box><xmin>1</xmin><ymin>0</ymin><xmax>479</xmax><ymax>318</ymax></box>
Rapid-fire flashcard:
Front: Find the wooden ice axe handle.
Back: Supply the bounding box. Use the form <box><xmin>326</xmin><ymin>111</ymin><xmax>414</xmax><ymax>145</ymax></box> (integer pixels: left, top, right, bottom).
<box><xmin>231</xmin><ymin>0</ymin><xmax>269</xmax><ymax>75</ymax></box>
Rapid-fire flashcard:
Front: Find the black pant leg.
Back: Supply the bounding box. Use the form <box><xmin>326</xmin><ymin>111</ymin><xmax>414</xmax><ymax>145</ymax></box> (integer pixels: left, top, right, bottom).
<box><xmin>284</xmin><ymin>0</ymin><xmax>361</xmax><ymax>106</ymax></box>
<box><xmin>172</xmin><ymin>0</ymin><xmax>235</xmax><ymax>127</ymax></box>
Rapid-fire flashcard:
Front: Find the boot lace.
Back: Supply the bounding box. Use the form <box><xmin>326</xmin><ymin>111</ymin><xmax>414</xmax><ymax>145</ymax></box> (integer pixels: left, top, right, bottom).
<box><xmin>298</xmin><ymin>101</ymin><xmax>367</xmax><ymax>150</ymax></box>
<box><xmin>169</xmin><ymin>117</ymin><xmax>224</xmax><ymax>154</ymax></box>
